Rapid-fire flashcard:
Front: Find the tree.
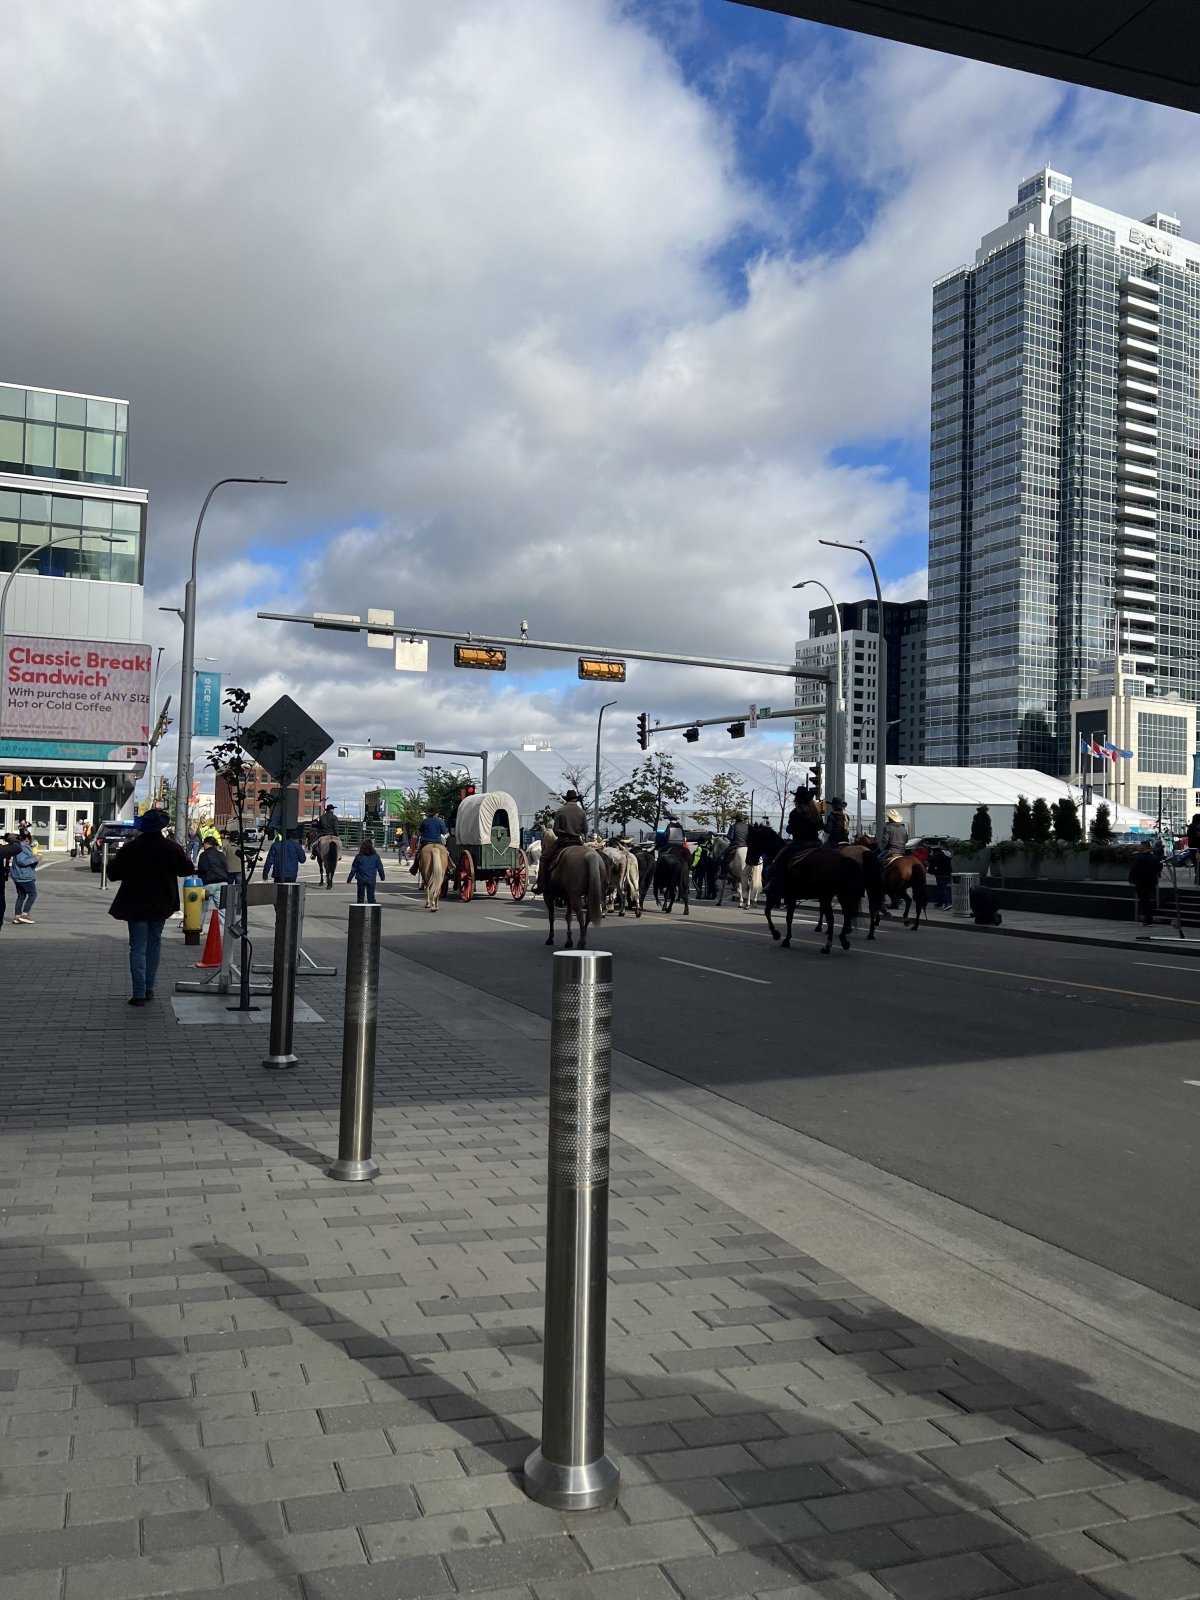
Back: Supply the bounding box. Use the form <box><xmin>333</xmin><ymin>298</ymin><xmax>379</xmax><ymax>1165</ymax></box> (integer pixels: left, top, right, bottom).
<box><xmin>601</xmin><ymin>754</ymin><xmax>688</xmax><ymax>833</ymax></box>
<box><xmin>1090</xmin><ymin>802</ymin><xmax>1113</xmax><ymax>845</ymax></box>
<box><xmin>421</xmin><ymin>766</ymin><xmax>471</xmax><ymax>825</ymax></box>
<box><xmin>559</xmin><ymin>764</ymin><xmax>594</xmax><ymax>813</ymax></box>
<box><xmin>1030</xmin><ymin>797</ymin><xmax>1053</xmax><ymax>843</ymax></box>
<box><xmin>1011</xmin><ymin>795</ymin><xmax>1034</xmax><ymax>843</ymax></box>
<box><xmin>691</xmin><ymin>771</ymin><xmax>750</xmax><ymax>832</ymax></box>
<box><xmin>764</xmin><ymin>753</ymin><xmax>800</xmax><ymax>832</ymax></box>
<box><xmin>1051</xmin><ymin>797</ymin><xmax>1082</xmax><ymax>843</ymax></box>
<box><xmin>969</xmin><ymin>804</ymin><xmax>992</xmax><ymax>846</ymax></box>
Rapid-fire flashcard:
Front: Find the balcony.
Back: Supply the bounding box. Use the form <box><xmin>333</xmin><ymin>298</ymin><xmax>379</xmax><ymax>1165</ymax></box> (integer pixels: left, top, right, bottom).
<box><xmin>1119</xmin><ymin>313</ymin><xmax>1160</xmax><ymax>337</ymax></box>
<box><xmin>1119</xmin><ymin>358</ymin><xmax>1160</xmax><ymax>381</ymax></box>
<box><xmin>1119</xmin><ymin>461</ymin><xmax>1158</xmax><ymax>480</ymax></box>
<box><xmin>1118</xmin><ymin>438</ymin><xmax>1158</xmax><ymax>459</ymax></box>
<box><xmin>1117</xmin><ymin>550</ymin><xmax>1157</xmax><ymax>570</ymax></box>
<box><xmin>1115</xmin><ymin>587</ymin><xmax>1155</xmax><ymax>607</ymax></box>
<box><xmin>1119</xmin><ymin>400</ymin><xmax>1159</xmax><ymax>422</ymax></box>
<box><xmin>1120</xmin><ymin>274</ymin><xmax>1160</xmax><ymax>296</ymax></box>
<box><xmin>1118</xmin><ymin>519</ymin><xmax>1157</xmax><ymax>538</ymax></box>
<box><xmin>1121</xmin><ymin>336</ymin><xmax>1160</xmax><ymax>360</ymax></box>
<box><xmin>1118</xmin><ymin>482</ymin><xmax>1158</xmax><ymax>501</ymax></box>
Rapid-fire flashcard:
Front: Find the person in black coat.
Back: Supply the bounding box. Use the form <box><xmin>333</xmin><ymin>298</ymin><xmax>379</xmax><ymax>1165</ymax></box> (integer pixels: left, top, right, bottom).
<box><xmin>0</xmin><ymin>833</ymin><xmax>23</xmax><ymax>930</ymax></box>
<box><xmin>108</xmin><ymin>809</ymin><xmax>194</xmax><ymax>1005</ymax></box>
<box><xmin>1128</xmin><ymin>841</ymin><xmax>1162</xmax><ymax>926</ymax></box>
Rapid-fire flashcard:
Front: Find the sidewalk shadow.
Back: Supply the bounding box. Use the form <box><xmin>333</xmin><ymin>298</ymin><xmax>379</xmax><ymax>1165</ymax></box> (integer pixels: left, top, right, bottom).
<box><xmin>217</xmin><ymin>1114</ymin><xmax>330</xmax><ymax>1172</ymax></box>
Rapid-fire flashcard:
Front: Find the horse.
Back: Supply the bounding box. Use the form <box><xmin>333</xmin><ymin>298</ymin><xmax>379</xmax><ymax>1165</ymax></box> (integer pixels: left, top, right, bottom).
<box><xmin>633</xmin><ymin>845</ymin><xmax>656</xmax><ymax>908</ymax></box>
<box><xmin>601</xmin><ymin>846</ymin><xmax>641</xmax><ymax>917</ymax></box>
<box><xmin>653</xmin><ymin>844</ymin><xmax>691</xmax><ymax>915</ymax></box>
<box><xmin>717</xmin><ymin>845</ymin><xmax>763</xmax><ymax>909</ymax></box>
<box><xmin>883</xmin><ymin>853</ymin><xmax>927</xmax><ymax>927</ymax></box>
<box><xmin>416</xmin><ymin>843</ymin><xmax>448</xmax><ymax>911</ymax></box>
<box><xmin>312</xmin><ymin>832</ymin><xmax>340</xmax><ymax>889</ymax></box>
<box><xmin>526</xmin><ymin>835</ymin><xmax>543</xmax><ymax>891</ymax></box>
<box><xmin>543</xmin><ymin>845</ymin><xmax>605</xmax><ymax>948</ymax></box>
<box><xmin>748</xmin><ymin>824</ymin><xmax>863</xmax><ymax>954</ymax></box>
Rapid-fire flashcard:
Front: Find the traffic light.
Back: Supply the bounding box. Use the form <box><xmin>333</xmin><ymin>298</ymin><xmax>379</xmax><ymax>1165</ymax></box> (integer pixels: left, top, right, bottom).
<box><xmin>459</xmin><ymin>784</ymin><xmax>476</xmax><ymax>800</ymax></box>
<box><xmin>859</xmin><ymin>777</ymin><xmax>868</xmax><ymax>801</ymax></box>
<box><xmin>683</xmin><ymin>726</ymin><xmax>699</xmax><ymax>743</ymax></box>
<box><xmin>808</xmin><ymin>763</ymin><xmax>823</xmax><ymax>798</ymax></box>
<box><xmin>727</xmin><ymin>721</ymin><xmax>745</xmax><ymax>739</ymax></box>
<box><xmin>372</xmin><ymin>748</ymin><xmax>396</xmax><ymax>761</ymax></box>
<box><xmin>1</xmin><ymin>774</ymin><xmax>22</xmax><ymax>794</ymax></box>
<box><xmin>636</xmin><ymin>712</ymin><xmax>649</xmax><ymax>750</ymax></box>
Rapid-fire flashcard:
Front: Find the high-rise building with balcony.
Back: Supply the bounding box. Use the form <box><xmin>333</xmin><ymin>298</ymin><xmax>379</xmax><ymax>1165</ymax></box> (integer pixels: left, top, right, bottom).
<box><xmin>927</xmin><ymin>167</ymin><xmax>1200</xmax><ymax>773</ymax></box>
<box><xmin>794</xmin><ymin>599</ymin><xmax>926</xmax><ymax>768</ymax></box>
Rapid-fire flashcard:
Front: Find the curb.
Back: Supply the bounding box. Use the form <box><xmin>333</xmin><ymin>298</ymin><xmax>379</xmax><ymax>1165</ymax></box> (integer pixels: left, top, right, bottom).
<box><xmin>955</xmin><ymin>918</ymin><xmax>1200</xmax><ymax>957</ymax></box>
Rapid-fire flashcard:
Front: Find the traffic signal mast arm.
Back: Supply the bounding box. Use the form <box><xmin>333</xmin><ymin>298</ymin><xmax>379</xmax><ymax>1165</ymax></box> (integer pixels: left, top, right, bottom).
<box><xmin>648</xmin><ymin>707</ymin><xmax>820</xmax><ymax>736</ymax></box>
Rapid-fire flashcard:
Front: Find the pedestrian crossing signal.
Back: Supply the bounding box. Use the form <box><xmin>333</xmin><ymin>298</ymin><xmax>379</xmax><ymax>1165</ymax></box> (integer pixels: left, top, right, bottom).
<box><xmin>1</xmin><ymin>774</ymin><xmax>22</xmax><ymax>794</ymax></box>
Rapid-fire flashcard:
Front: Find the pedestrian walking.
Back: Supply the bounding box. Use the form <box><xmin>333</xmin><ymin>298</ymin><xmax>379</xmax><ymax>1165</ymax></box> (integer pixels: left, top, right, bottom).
<box><xmin>186</xmin><ymin>823</ymin><xmax>202</xmax><ymax>865</ymax></box>
<box><xmin>1129</xmin><ymin>840</ymin><xmax>1161</xmax><ymax>926</ymax></box>
<box><xmin>197</xmin><ymin>832</ymin><xmax>231</xmax><ymax>911</ymax></box>
<box><xmin>929</xmin><ymin>843</ymin><xmax>953</xmax><ymax>909</ymax></box>
<box><xmin>9</xmin><ymin>836</ymin><xmax>39</xmax><ymax>923</ymax></box>
<box><xmin>0</xmin><ymin>833</ymin><xmax>23</xmax><ymax>929</ymax></box>
<box><xmin>262</xmin><ymin>830</ymin><xmax>306</xmax><ymax>883</ymax></box>
<box><xmin>107</xmin><ymin>808</ymin><xmax>194</xmax><ymax>1005</ymax></box>
<box><xmin>347</xmin><ymin>838</ymin><xmax>385</xmax><ymax>903</ymax></box>
<box><xmin>73</xmin><ymin>819</ymin><xmax>85</xmax><ymax>858</ymax></box>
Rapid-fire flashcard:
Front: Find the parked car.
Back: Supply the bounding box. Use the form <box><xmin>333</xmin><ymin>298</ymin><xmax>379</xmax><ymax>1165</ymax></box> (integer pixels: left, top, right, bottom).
<box><xmin>89</xmin><ymin>820</ymin><xmax>138</xmax><ymax>872</ymax></box>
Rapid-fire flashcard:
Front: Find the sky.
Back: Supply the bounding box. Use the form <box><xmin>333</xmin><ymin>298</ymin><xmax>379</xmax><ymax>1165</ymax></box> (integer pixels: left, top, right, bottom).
<box><xmin>5</xmin><ymin>0</ymin><xmax>1200</xmax><ymax>806</ymax></box>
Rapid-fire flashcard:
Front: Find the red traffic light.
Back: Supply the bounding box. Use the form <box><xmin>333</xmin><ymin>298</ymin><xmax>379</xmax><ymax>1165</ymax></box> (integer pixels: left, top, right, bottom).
<box><xmin>459</xmin><ymin>784</ymin><xmax>476</xmax><ymax>799</ymax></box>
<box><xmin>372</xmin><ymin>748</ymin><xmax>397</xmax><ymax>761</ymax></box>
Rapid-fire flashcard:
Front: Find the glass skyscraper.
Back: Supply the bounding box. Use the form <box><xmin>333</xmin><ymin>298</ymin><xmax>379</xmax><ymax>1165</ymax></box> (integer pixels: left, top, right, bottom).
<box><xmin>927</xmin><ymin>168</ymin><xmax>1200</xmax><ymax>773</ymax></box>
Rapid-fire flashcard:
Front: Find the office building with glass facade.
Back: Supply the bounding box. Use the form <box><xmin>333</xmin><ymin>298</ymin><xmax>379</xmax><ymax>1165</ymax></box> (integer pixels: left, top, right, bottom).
<box><xmin>927</xmin><ymin>168</ymin><xmax>1200</xmax><ymax>774</ymax></box>
<box><xmin>0</xmin><ymin>381</ymin><xmax>149</xmax><ymax>847</ymax></box>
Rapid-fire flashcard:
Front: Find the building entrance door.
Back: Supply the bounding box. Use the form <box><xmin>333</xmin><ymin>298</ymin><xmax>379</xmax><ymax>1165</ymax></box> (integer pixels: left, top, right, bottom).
<box><xmin>51</xmin><ymin>807</ymin><xmax>71</xmax><ymax>852</ymax></box>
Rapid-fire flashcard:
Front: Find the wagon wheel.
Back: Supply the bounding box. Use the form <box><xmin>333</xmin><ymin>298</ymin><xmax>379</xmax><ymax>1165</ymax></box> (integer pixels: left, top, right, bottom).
<box><xmin>508</xmin><ymin>850</ymin><xmax>529</xmax><ymax>902</ymax></box>
<box><xmin>458</xmin><ymin>850</ymin><xmax>475</xmax><ymax>902</ymax></box>
<box><xmin>486</xmin><ymin>876</ymin><xmax>498</xmax><ymax>896</ymax></box>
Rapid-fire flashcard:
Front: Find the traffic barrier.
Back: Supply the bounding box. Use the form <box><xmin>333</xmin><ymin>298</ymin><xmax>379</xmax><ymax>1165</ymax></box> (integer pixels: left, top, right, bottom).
<box><xmin>328</xmin><ymin>904</ymin><xmax>382</xmax><ymax>1181</ymax></box>
<box><xmin>524</xmin><ymin>949</ymin><xmax>620</xmax><ymax>1512</ymax></box>
<box><xmin>195</xmin><ymin>908</ymin><xmax>223</xmax><ymax>969</ymax></box>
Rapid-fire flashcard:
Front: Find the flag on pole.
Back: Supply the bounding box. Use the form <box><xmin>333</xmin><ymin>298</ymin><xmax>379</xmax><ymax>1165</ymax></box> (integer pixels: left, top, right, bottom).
<box><xmin>1090</xmin><ymin>738</ymin><xmax>1107</xmax><ymax>760</ymax></box>
<box><xmin>1078</xmin><ymin>733</ymin><xmax>1089</xmax><ymax>761</ymax></box>
<box><xmin>1102</xmin><ymin>741</ymin><xmax>1121</xmax><ymax>764</ymax></box>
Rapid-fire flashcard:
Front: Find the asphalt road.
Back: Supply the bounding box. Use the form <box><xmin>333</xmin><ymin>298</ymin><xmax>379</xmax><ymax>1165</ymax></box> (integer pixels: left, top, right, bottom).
<box><xmin>306</xmin><ymin>871</ymin><xmax>1200</xmax><ymax>1310</ymax></box>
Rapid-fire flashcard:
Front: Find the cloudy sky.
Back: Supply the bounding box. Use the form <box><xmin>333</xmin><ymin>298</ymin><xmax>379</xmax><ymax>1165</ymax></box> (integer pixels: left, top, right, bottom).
<box><xmin>6</xmin><ymin>0</ymin><xmax>1200</xmax><ymax>803</ymax></box>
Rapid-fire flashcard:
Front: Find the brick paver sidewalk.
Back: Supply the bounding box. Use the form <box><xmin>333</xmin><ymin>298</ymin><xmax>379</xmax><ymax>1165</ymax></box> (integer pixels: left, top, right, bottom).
<box><xmin>1</xmin><ymin>864</ymin><xmax>1198</xmax><ymax>1599</ymax></box>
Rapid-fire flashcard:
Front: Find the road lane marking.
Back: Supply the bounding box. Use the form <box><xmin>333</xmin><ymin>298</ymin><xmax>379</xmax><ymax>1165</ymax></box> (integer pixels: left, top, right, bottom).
<box><xmin>660</xmin><ymin>957</ymin><xmax>769</xmax><ymax>985</ymax></box>
<box><xmin>486</xmin><ymin>917</ymin><xmax>535</xmax><ymax>929</ymax></box>
<box><xmin>1135</xmin><ymin>962</ymin><xmax>1198</xmax><ymax>973</ymax></box>
<box><xmin>863</xmin><ymin>948</ymin><xmax>1200</xmax><ymax>1007</ymax></box>
<box><xmin>1185</xmin><ymin>1080</ymin><xmax>1200</xmax><ymax>1087</ymax></box>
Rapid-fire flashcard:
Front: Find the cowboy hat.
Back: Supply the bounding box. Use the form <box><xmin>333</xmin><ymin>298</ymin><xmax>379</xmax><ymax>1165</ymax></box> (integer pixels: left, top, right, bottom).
<box><xmin>886</xmin><ymin>809</ymin><xmax>902</xmax><ymax>823</ymax></box>
<box><xmin>563</xmin><ymin>790</ymin><xmax>581</xmax><ymax>802</ymax></box>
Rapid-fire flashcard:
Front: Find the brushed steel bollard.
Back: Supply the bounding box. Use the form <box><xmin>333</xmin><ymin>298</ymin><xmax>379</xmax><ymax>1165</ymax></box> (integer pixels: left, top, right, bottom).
<box><xmin>328</xmin><ymin>903</ymin><xmax>381</xmax><ymax>1181</ymax></box>
<box><xmin>262</xmin><ymin>883</ymin><xmax>302</xmax><ymax>1070</ymax></box>
<box><xmin>524</xmin><ymin>950</ymin><xmax>620</xmax><ymax>1512</ymax></box>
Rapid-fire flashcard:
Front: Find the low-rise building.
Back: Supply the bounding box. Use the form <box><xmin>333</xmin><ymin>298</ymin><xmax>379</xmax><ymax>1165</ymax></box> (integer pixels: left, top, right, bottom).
<box><xmin>1070</xmin><ymin>657</ymin><xmax>1198</xmax><ymax>833</ymax></box>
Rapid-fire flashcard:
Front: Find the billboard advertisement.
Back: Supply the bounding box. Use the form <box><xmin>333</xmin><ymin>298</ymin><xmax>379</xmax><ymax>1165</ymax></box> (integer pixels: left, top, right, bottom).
<box><xmin>0</xmin><ymin>634</ymin><xmax>152</xmax><ymax>757</ymax></box>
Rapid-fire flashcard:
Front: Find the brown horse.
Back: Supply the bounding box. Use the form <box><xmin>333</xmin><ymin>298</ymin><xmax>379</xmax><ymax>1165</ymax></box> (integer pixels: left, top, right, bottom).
<box><xmin>416</xmin><ymin>843</ymin><xmax>449</xmax><ymax>911</ymax></box>
<box><xmin>543</xmin><ymin>845</ymin><xmax>605</xmax><ymax>949</ymax></box>
<box><xmin>884</xmin><ymin>853</ymin><xmax>927</xmax><ymax>927</ymax></box>
<box><xmin>748</xmin><ymin>825</ymin><xmax>863</xmax><ymax>954</ymax></box>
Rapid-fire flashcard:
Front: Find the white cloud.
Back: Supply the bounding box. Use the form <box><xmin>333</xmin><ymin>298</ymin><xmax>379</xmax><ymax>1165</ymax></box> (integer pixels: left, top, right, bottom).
<box><xmin>10</xmin><ymin>1</ymin><xmax>1200</xmax><ymax>786</ymax></box>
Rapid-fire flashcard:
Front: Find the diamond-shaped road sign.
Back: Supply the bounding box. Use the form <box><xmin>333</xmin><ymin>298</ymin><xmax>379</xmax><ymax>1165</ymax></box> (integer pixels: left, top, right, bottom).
<box><xmin>240</xmin><ymin>695</ymin><xmax>333</xmax><ymax>782</ymax></box>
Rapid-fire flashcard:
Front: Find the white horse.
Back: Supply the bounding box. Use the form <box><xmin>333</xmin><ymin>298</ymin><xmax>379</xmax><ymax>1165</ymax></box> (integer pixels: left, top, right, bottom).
<box><xmin>717</xmin><ymin>846</ymin><xmax>763</xmax><ymax>909</ymax></box>
<box><xmin>527</xmin><ymin>833</ymin><xmax>546</xmax><ymax>892</ymax></box>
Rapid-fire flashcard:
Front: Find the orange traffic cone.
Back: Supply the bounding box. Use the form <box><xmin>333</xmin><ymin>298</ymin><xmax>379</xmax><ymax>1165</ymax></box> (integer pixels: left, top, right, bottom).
<box><xmin>195</xmin><ymin>909</ymin><xmax>223</xmax><ymax>969</ymax></box>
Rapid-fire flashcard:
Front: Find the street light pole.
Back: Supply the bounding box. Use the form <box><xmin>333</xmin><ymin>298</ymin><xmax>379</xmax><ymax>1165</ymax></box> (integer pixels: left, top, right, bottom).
<box><xmin>0</xmin><ymin>533</ymin><xmax>118</xmax><ymax>738</ymax></box>
<box><xmin>594</xmin><ymin>700</ymin><xmax>617</xmax><ymax>835</ymax></box>
<box><xmin>174</xmin><ymin>477</ymin><xmax>285</xmax><ymax>843</ymax></box>
<box><xmin>793</xmin><ymin>579</ymin><xmax>844</xmax><ymax>809</ymax></box>
<box><xmin>819</xmin><ymin>540</ymin><xmax>887</xmax><ymax>843</ymax></box>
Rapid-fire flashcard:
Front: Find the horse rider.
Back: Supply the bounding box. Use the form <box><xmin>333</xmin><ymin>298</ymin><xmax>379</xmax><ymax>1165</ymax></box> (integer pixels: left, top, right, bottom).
<box><xmin>719</xmin><ymin>811</ymin><xmax>750</xmax><ymax>882</ymax></box>
<box><xmin>824</xmin><ymin>796</ymin><xmax>850</xmax><ymax>847</ymax></box>
<box><xmin>540</xmin><ymin>790</ymin><xmax>588</xmax><ymax>887</ymax></box>
<box><xmin>656</xmin><ymin>813</ymin><xmax>685</xmax><ymax>852</ymax></box>
<box><xmin>765</xmin><ymin>787</ymin><xmax>822</xmax><ymax>901</ymax></box>
<box><xmin>879</xmin><ymin>808</ymin><xmax>909</xmax><ymax>914</ymax></box>
<box><xmin>409</xmin><ymin>806</ymin><xmax>449</xmax><ymax>876</ymax></box>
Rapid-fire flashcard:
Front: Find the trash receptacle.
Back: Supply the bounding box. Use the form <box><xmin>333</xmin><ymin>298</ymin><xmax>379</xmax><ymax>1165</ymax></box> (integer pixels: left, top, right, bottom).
<box><xmin>951</xmin><ymin>872</ymin><xmax>979</xmax><ymax>918</ymax></box>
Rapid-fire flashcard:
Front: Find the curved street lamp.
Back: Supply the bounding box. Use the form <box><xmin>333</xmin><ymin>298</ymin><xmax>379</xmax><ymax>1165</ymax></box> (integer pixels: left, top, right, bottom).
<box><xmin>594</xmin><ymin>700</ymin><xmax>618</xmax><ymax>833</ymax></box>
<box><xmin>174</xmin><ymin>477</ymin><xmax>286</xmax><ymax>842</ymax></box>
<box><xmin>0</xmin><ymin>532</ymin><xmax>118</xmax><ymax>738</ymax></box>
<box><xmin>793</xmin><ymin>579</ymin><xmax>844</xmax><ymax>806</ymax></box>
<box><xmin>819</xmin><ymin>539</ymin><xmax>887</xmax><ymax>842</ymax></box>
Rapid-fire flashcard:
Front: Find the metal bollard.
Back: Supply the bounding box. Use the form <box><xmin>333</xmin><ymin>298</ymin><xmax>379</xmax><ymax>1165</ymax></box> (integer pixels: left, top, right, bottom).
<box><xmin>262</xmin><ymin>883</ymin><xmax>302</xmax><ymax>1070</ymax></box>
<box><xmin>328</xmin><ymin>903</ymin><xmax>381</xmax><ymax>1181</ymax></box>
<box><xmin>524</xmin><ymin>950</ymin><xmax>620</xmax><ymax>1512</ymax></box>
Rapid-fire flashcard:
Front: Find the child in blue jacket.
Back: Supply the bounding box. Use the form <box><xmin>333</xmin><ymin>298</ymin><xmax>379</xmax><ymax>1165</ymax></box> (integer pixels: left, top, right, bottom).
<box><xmin>347</xmin><ymin>839</ymin><xmax>385</xmax><ymax>903</ymax></box>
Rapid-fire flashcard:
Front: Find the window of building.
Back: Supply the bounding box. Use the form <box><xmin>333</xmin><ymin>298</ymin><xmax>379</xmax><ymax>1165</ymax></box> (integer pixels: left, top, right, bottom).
<box><xmin>1137</xmin><ymin>711</ymin><xmax>1188</xmax><ymax>775</ymax></box>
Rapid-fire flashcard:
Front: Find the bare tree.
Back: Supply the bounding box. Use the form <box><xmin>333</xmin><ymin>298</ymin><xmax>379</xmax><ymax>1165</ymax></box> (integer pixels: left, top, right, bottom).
<box><xmin>764</xmin><ymin>753</ymin><xmax>800</xmax><ymax>832</ymax></box>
